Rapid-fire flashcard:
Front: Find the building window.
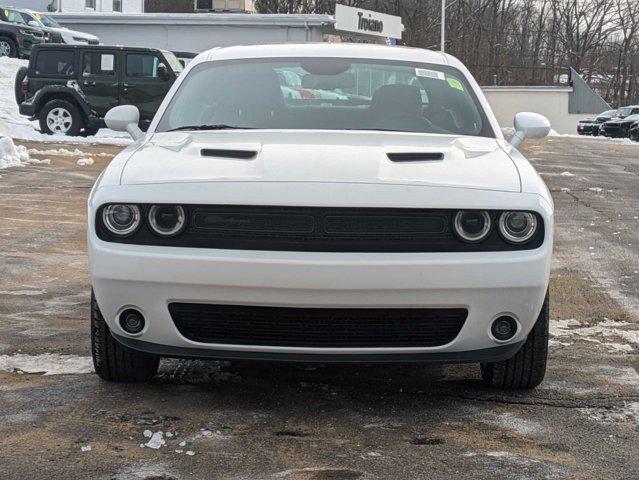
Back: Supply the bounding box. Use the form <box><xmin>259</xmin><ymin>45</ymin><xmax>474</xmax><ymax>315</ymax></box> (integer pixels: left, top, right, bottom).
<box><xmin>85</xmin><ymin>0</ymin><xmax>96</xmax><ymax>9</ymax></box>
<box><xmin>196</xmin><ymin>0</ymin><xmax>213</xmax><ymax>10</ymax></box>
<box><xmin>113</xmin><ymin>0</ymin><xmax>122</xmax><ymax>12</ymax></box>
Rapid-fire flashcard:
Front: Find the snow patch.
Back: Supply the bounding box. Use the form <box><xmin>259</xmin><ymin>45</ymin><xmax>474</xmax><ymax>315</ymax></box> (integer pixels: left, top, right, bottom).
<box><xmin>76</xmin><ymin>158</ymin><xmax>94</xmax><ymax>166</ymax></box>
<box><xmin>0</xmin><ymin>353</ymin><xmax>94</xmax><ymax>375</ymax></box>
<box><xmin>0</xmin><ymin>136</ymin><xmax>30</xmax><ymax>169</ymax></box>
<box><xmin>560</xmin><ymin>171</ymin><xmax>574</xmax><ymax>177</ymax></box>
<box><xmin>143</xmin><ymin>431</ymin><xmax>166</xmax><ymax>450</ymax></box>
<box><xmin>550</xmin><ymin>318</ymin><xmax>638</xmax><ymax>352</ymax></box>
<box><xmin>582</xmin><ymin>402</ymin><xmax>639</xmax><ymax>425</ymax></box>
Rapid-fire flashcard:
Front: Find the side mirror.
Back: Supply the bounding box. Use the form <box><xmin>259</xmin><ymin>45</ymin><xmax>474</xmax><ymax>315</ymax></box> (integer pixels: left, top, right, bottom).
<box><xmin>509</xmin><ymin>112</ymin><xmax>551</xmax><ymax>147</ymax></box>
<box><xmin>105</xmin><ymin>105</ymin><xmax>144</xmax><ymax>141</ymax></box>
<box><xmin>28</xmin><ymin>20</ymin><xmax>40</xmax><ymax>28</ymax></box>
<box><xmin>157</xmin><ymin>63</ymin><xmax>170</xmax><ymax>81</ymax></box>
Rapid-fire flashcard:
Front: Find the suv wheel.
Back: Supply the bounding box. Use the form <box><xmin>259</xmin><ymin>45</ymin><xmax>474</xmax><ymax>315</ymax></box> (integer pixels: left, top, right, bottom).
<box><xmin>40</xmin><ymin>99</ymin><xmax>84</xmax><ymax>136</ymax></box>
<box><xmin>91</xmin><ymin>291</ymin><xmax>160</xmax><ymax>382</ymax></box>
<box><xmin>480</xmin><ymin>291</ymin><xmax>549</xmax><ymax>389</ymax></box>
<box><xmin>0</xmin><ymin>36</ymin><xmax>16</xmax><ymax>58</ymax></box>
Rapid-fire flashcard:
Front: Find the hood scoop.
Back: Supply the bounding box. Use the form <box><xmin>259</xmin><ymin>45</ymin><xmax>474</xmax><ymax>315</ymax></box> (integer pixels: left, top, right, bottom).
<box><xmin>387</xmin><ymin>152</ymin><xmax>444</xmax><ymax>162</ymax></box>
<box><xmin>201</xmin><ymin>148</ymin><xmax>258</xmax><ymax>159</ymax></box>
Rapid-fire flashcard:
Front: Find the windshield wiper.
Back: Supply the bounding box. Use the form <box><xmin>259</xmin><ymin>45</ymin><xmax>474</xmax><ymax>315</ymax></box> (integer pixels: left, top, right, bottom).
<box><xmin>166</xmin><ymin>124</ymin><xmax>256</xmax><ymax>132</ymax></box>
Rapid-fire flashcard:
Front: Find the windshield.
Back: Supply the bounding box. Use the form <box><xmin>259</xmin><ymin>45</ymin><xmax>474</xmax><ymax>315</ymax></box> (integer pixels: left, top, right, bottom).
<box><xmin>36</xmin><ymin>14</ymin><xmax>61</xmax><ymax>28</ymax></box>
<box><xmin>617</xmin><ymin>107</ymin><xmax>635</xmax><ymax>116</ymax></box>
<box><xmin>161</xmin><ymin>51</ymin><xmax>183</xmax><ymax>74</ymax></box>
<box><xmin>156</xmin><ymin>58</ymin><xmax>492</xmax><ymax>137</ymax></box>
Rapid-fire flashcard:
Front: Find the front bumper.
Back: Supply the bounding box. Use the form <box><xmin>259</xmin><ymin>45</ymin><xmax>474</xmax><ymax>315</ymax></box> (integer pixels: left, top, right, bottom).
<box><xmin>17</xmin><ymin>35</ymin><xmax>43</xmax><ymax>57</ymax></box>
<box><xmin>89</xmin><ymin>182</ymin><xmax>552</xmax><ymax>361</ymax></box>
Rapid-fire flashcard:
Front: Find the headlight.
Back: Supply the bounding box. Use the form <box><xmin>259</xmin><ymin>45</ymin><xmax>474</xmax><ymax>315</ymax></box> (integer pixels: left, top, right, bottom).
<box><xmin>102</xmin><ymin>204</ymin><xmax>141</xmax><ymax>236</ymax></box>
<box><xmin>453</xmin><ymin>210</ymin><xmax>491</xmax><ymax>243</ymax></box>
<box><xmin>148</xmin><ymin>205</ymin><xmax>186</xmax><ymax>236</ymax></box>
<box><xmin>498</xmin><ymin>211</ymin><xmax>537</xmax><ymax>243</ymax></box>
<box><xmin>19</xmin><ymin>29</ymin><xmax>36</xmax><ymax>36</ymax></box>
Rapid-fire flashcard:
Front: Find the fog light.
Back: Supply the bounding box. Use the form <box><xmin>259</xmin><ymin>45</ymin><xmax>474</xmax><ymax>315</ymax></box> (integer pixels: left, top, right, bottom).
<box><xmin>491</xmin><ymin>316</ymin><xmax>517</xmax><ymax>341</ymax></box>
<box><xmin>119</xmin><ymin>309</ymin><xmax>145</xmax><ymax>334</ymax></box>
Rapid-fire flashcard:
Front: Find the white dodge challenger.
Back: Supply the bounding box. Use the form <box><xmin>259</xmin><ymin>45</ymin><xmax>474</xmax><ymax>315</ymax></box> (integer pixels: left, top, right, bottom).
<box><xmin>89</xmin><ymin>43</ymin><xmax>553</xmax><ymax>389</ymax></box>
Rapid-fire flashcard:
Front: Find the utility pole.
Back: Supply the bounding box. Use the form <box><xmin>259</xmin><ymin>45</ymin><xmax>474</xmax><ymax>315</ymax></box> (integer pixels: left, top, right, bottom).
<box><xmin>440</xmin><ymin>0</ymin><xmax>445</xmax><ymax>52</ymax></box>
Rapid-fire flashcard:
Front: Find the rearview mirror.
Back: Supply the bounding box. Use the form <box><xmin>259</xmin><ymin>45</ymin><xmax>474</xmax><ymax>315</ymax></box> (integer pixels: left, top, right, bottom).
<box><xmin>509</xmin><ymin>112</ymin><xmax>551</xmax><ymax>147</ymax></box>
<box><xmin>105</xmin><ymin>105</ymin><xmax>144</xmax><ymax>141</ymax></box>
<box><xmin>28</xmin><ymin>20</ymin><xmax>40</xmax><ymax>28</ymax></box>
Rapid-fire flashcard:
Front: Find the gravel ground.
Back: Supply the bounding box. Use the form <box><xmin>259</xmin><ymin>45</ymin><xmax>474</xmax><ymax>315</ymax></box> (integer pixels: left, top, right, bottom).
<box><xmin>0</xmin><ymin>137</ymin><xmax>637</xmax><ymax>479</ymax></box>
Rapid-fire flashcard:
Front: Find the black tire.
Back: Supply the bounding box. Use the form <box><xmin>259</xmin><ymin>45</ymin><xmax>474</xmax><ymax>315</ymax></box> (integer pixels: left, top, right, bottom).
<box><xmin>81</xmin><ymin>127</ymin><xmax>100</xmax><ymax>137</ymax></box>
<box><xmin>14</xmin><ymin>66</ymin><xmax>28</xmax><ymax>105</ymax></box>
<box><xmin>39</xmin><ymin>99</ymin><xmax>84</xmax><ymax>136</ymax></box>
<box><xmin>91</xmin><ymin>291</ymin><xmax>159</xmax><ymax>382</ymax></box>
<box><xmin>480</xmin><ymin>292</ymin><xmax>549</xmax><ymax>389</ymax></box>
<box><xmin>0</xmin><ymin>36</ymin><xmax>17</xmax><ymax>58</ymax></box>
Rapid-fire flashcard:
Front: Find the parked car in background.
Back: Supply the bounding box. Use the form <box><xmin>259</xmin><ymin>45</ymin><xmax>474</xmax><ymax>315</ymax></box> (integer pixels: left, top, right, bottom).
<box><xmin>0</xmin><ymin>9</ymin><xmax>44</xmax><ymax>57</ymax></box>
<box><xmin>18</xmin><ymin>9</ymin><xmax>100</xmax><ymax>45</ymax></box>
<box><xmin>577</xmin><ymin>109</ymin><xmax>617</xmax><ymax>136</ymax></box>
<box><xmin>90</xmin><ymin>43</ymin><xmax>553</xmax><ymax>390</ymax></box>
<box><xmin>599</xmin><ymin>113</ymin><xmax>639</xmax><ymax>138</ymax></box>
<box><xmin>629</xmin><ymin>120</ymin><xmax>639</xmax><ymax>142</ymax></box>
<box><xmin>17</xmin><ymin>44</ymin><xmax>182</xmax><ymax>136</ymax></box>
<box><xmin>614</xmin><ymin>105</ymin><xmax>639</xmax><ymax>119</ymax></box>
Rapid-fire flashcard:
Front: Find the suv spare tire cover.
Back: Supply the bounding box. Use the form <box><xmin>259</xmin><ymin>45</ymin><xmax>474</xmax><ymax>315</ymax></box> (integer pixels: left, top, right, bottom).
<box><xmin>14</xmin><ymin>66</ymin><xmax>28</xmax><ymax>106</ymax></box>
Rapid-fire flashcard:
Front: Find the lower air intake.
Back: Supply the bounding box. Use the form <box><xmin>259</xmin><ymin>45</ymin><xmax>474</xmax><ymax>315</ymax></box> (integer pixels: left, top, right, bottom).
<box><xmin>169</xmin><ymin>303</ymin><xmax>468</xmax><ymax>348</ymax></box>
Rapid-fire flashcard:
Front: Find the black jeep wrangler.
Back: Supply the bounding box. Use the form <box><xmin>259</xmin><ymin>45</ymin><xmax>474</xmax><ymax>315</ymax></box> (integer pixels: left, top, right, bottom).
<box><xmin>17</xmin><ymin>44</ymin><xmax>183</xmax><ymax>136</ymax></box>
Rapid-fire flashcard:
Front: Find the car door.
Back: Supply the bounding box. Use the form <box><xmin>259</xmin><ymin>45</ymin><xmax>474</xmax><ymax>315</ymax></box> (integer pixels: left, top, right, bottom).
<box><xmin>120</xmin><ymin>51</ymin><xmax>172</xmax><ymax>122</ymax></box>
<box><xmin>79</xmin><ymin>49</ymin><xmax>120</xmax><ymax>117</ymax></box>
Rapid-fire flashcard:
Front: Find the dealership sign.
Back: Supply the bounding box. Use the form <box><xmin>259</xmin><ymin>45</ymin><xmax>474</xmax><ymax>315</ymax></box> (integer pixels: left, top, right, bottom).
<box><xmin>334</xmin><ymin>4</ymin><xmax>404</xmax><ymax>40</ymax></box>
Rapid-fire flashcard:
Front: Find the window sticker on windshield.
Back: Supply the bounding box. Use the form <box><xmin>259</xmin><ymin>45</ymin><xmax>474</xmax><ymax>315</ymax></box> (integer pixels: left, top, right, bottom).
<box><xmin>101</xmin><ymin>54</ymin><xmax>114</xmax><ymax>72</ymax></box>
<box><xmin>415</xmin><ymin>68</ymin><xmax>445</xmax><ymax>80</ymax></box>
<box><xmin>446</xmin><ymin>77</ymin><xmax>464</xmax><ymax>91</ymax></box>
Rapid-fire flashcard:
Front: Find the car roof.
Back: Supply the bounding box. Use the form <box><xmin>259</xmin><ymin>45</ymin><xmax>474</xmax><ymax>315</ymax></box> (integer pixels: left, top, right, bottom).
<box><xmin>32</xmin><ymin>44</ymin><xmax>161</xmax><ymax>53</ymax></box>
<box><xmin>203</xmin><ymin>43</ymin><xmax>454</xmax><ymax>67</ymax></box>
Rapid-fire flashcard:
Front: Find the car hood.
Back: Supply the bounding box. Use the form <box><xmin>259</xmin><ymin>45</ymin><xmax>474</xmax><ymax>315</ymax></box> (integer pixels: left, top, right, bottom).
<box><xmin>51</xmin><ymin>27</ymin><xmax>98</xmax><ymax>40</ymax></box>
<box><xmin>120</xmin><ymin>131</ymin><xmax>521</xmax><ymax>192</ymax></box>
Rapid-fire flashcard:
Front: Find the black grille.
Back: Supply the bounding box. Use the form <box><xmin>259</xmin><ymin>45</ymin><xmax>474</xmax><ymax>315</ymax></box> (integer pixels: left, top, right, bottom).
<box><xmin>169</xmin><ymin>303</ymin><xmax>468</xmax><ymax>348</ymax></box>
<box><xmin>96</xmin><ymin>205</ymin><xmax>545</xmax><ymax>252</ymax></box>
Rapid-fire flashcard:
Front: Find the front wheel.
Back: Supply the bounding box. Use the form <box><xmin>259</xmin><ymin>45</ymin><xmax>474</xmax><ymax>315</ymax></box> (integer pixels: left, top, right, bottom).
<box><xmin>480</xmin><ymin>292</ymin><xmax>549</xmax><ymax>389</ymax></box>
<box><xmin>0</xmin><ymin>36</ymin><xmax>17</xmax><ymax>58</ymax></box>
<box><xmin>91</xmin><ymin>292</ymin><xmax>159</xmax><ymax>382</ymax></box>
<box><xmin>39</xmin><ymin>99</ymin><xmax>84</xmax><ymax>136</ymax></box>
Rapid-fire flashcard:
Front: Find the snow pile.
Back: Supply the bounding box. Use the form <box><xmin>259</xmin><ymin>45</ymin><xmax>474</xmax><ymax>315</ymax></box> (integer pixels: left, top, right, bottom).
<box><xmin>0</xmin><ymin>353</ymin><xmax>94</xmax><ymax>375</ymax></box>
<box><xmin>0</xmin><ymin>136</ymin><xmax>30</xmax><ymax>169</ymax></box>
<box><xmin>77</xmin><ymin>158</ymin><xmax>94</xmax><ymax>166</ymax></box>
<box><xmin>0</xmin><ymin>57</ymin><xmax>130</xmax><ymax>145</ymax></box>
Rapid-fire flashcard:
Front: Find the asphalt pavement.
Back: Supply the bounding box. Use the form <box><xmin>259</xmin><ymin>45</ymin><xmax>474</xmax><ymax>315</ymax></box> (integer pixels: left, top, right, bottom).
<box><xmin>0</xmin><ymin>136</ymin><xmax>637</xmax><ymax>479</ymax></box>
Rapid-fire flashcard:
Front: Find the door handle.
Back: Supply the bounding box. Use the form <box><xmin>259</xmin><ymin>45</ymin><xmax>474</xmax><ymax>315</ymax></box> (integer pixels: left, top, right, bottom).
<box><xmin>83</xmin><ymin>80</ymin><xmax>96</xmax><ymax>87</ymax></box>
<box><xmin>123</xmin><ymin>83</ymin><xmax>137</xmax><ymax>88</ymax></box>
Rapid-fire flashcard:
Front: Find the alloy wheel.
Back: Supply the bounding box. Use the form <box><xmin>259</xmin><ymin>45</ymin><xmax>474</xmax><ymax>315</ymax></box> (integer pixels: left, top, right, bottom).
<box><xmin>0</xmin><ymin>41</ymin><xmax>11</xmax><ymax>57</ymax></box>
<box><xmin>46</xmin><ymin>107</ymin><xmax>73</xmax><ymax>134</ymax></box>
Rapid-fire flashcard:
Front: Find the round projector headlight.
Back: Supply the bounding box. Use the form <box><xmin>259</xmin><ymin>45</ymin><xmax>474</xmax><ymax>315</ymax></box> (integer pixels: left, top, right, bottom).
<box><xmin>102</xmin><ymin>204</ymin><xmax>141</xmax><ymax>236</ymax></box>
<box><xmin>148</xmin><ymin>205</ymin><xmax>186</xmax><ymax>237</ymax></box>
<box><xmin>499</xmin><ymin>211</ymin><xmax>537</xmax><ymax>243</ymax></box>
<box><xmin>453</xmin><ymin>210</ymin><xmax>491</xmax><ymax>243</ymax></box>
